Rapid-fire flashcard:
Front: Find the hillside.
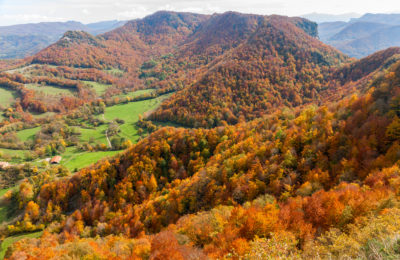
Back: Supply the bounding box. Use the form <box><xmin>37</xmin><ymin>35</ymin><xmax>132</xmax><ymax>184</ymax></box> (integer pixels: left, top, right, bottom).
<box><xmin>31</xmin><ymin>11</ymin><xmax>348</xmax><ymax>129</ymax></box>
<box><xmin>328</xmin><ymin>22</ymin><xmax>389</xmax><ymax>42</ymax></box>
<box><xmin>150</xmin><ymin>14</ymin><xmax>348</xmax><ymax>128</ymax></box>
<box><xmin>5</xmin><ymin>53</ymin><xmax>400</xmax><ymax>258</ymax></box>
<box><xmin>337</xmin><ymin>26</ymin><xmax>400</xmax><ymax>58</ymax></box>
<box><xmin>32</xmin><ymin>11</ymin><xmax>207</xmax><ymax>70</ymax></box>
<box><xmin>318</xmin><ymin>13</ymin><xmax>400</xmax><ymax>58</ymax></box>
<box><xmin>352</xmin><ymin>13</ymin><xmax>400</xmax><ymax>25</ymax></box>
<box><xmin>0</xmin><ymin>20</ymin><xmax>126</xmax><ymax>59</ymax></box>
<box><xmin>3</xmin><ymin>10</ymin><xmax>400</xmax><ymax>259</ymax></box>
<box><xmin>318</xmin><ymin>21</ymin><xmax>347</xmax><ymax>41</ymax></box>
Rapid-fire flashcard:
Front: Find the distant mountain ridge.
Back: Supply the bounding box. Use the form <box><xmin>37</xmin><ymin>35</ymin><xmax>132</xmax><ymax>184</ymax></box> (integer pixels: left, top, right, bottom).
<box><xmin>318</xmin><ymin>13</ymin><xmax>400</xmax><ymax>58</ymax></box>
<box><xmin>301</xmin><ymin>12</ymin><xmax>361</xmax><ymax>23</ymax></box>
<box><xmin>0</xmin><ymin>20</ymin><xmax>126</xmax><ymax>59</ymax></box>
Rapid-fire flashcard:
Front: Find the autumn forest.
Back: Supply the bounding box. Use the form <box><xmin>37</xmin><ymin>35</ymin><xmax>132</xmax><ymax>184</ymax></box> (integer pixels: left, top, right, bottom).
<box><xmin>0</xmin><ymin>10</ymin><xmax>400</xmax><ymax>259</ymax></box>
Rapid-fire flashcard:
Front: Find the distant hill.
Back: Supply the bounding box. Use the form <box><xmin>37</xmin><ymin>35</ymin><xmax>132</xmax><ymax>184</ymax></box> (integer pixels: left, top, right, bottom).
<box><xmin>301</xmin><ymin>12</ymin><xmax>360</xmax><ymax>23</ymax></box>
<box><xmin>0</xmin><ymin>20</ymin><xmax>126</xmax><ymax>59</ymax></box>
<box><xmin>351</xmin><ymin>13</ymin><xmax>400</xmax><ymax>25</ymax></box>
<box><xmin>86</xmin><ymin>20</ymin><xmax>127</xmax><ymax>35</ymax></box>
<box><xmin>318</xmin><ymin>13</ymin><xmax>400</xmax><ymax>58</ymax></box>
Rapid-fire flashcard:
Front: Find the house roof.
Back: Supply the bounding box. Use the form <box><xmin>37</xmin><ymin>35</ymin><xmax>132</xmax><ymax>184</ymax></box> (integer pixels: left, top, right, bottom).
<box><xmin>50</xmin><ymin>156</ymin><xmax>62</xmax><ymax>164</ymax></box>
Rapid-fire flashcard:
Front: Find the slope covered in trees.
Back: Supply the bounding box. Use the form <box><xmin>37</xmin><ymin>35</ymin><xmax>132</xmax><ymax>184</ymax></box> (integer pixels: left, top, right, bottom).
<box><xmin>4</xmin><ymin>53</ymin><xmax>400</xmax><ymax>258</ymax></box>
<box><xmin>32</xmin><ymin>12</ymin><xmax>208</xmax><ymax>71</ymax></box>
<box><xmin>150</xmin><ymin>14</ymin><xmax>348</xmax><ymax>128</ymax></box>
<box><xmin>3</xmin><ymin>10</ymin><xmax>400</xmax><ymax>259</ymax></box>
<box><xmin>30</xmin><ymin>12</ymin><xmax>349</xmax><ymax>129</ymax></box>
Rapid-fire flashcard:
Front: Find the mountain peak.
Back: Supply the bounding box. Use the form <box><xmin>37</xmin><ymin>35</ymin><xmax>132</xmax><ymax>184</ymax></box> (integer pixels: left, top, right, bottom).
<box><xmin>58</xmin><ymin>30</ymin><xmax>102</xmax><ymax>47</ymax></box>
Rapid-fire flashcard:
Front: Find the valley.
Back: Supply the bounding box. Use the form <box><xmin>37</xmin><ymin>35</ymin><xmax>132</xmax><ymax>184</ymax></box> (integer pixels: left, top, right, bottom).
<box><xmin>0</xmin><ymin>9</ymin><xmax>400</xmax><ymax>259</ymax></box>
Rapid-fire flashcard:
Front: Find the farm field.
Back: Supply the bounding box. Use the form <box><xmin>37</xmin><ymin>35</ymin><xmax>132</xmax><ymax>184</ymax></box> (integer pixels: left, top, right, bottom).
<box><xmin>103</xmin><ymin>93</ymin><xmax>171</xmax><ymax>142</ymax></box>
<box><xmin>0</xmin><ymin>87</ymin><xmax>16</xmax><ymax>108</ymax></box>
<box><xmin>114</xmin><ymin>88</ymin><xmax>156</xmax><ymax>99</ymax></box>
<box><xmin>16</xmin><ymin>127</ymin><xmax>41</xmax><ymax>142</ymax></box>
<box><xmin>31</xmin><ymin>112</ymin><xmax>55</xmax><ymax>119</ymax></box>
<box><xmin>0</xmin><ymin>148</ymin><xmax>27</xmax><ymax>163</ymax></box>
<box><xmin>60</xmin><ymin>147</ymin><xmax>120</xmax><ymax>171</ymax></box>
<box><xmin>25</xmin><ymin>84</ymin><xmax>75</xmax><ymax>96</ymax></box>
<box><xmin>83</xmin><ymin>81</ymin><xmax>111</xmax><ymax>95</ymax></box>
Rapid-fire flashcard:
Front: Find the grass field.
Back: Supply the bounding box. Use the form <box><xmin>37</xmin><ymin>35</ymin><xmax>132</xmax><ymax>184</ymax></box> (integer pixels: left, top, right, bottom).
<box><xmin>0</xmin><ymin>148</ymin><xmax>27</xmax><ymax>162</ymax></box>
<box><xmin>31</xmin><ymin>112</ymin><xmax>55</xmax><ymax>119</ymax></box>
<box><xmin>83</xmin><ymin>81</ymin><xmax>111</xmax><ymax>95</ymax></box>
<box><xmin>0</xmin><ymin>87</ymin><xmax>17</xmax><ymax>107</ymax></box>
<box><xmin>62</xmin><ymin>93</ymin><xmax>171</xmax><ymax>170</ymax></box>
<box><xmin>115</xmin><ymin>89</ymin><xmax>155</xmax><ymax>99</ymax></box>
<box><xmin>104</xmin><ymin>93</ymin><xmax>170</xmax><ymax>142</ymax></box>
<box><xmin>79</xmin><ymin>126</ymin><xmax>108</xmax><ymax>144</ymax></box>
<box><xmin>0</xmin><ymin>91</ymin><xmax>171</xmax><ymax>171</ymax></box>
<box><xmin>0</xmin><ymin>231</ymin><xmax>43</xmax><ymax>259</ymax></box>
<box><xmin>16</xmin><ymin>127</ymin><xmax>40</xmax><ymax>142</ymax></box>
<box><xmin>61</xmin><ymin>147</ymin><xmax>120</xmax><ymax>171</ymax></box>
<box><xmin>25</xmin><ymin>84</ymin><xmax>75</xmax><ymax>96</ymax></box>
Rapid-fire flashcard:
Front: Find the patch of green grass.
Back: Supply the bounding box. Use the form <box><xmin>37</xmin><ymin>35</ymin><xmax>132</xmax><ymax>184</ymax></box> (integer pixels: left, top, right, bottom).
<box><xmin>78</xmin><ymin>126</ymin><xmax>108</xmax><ymax>144</ymax></box>
<box><xmin>0</xmin><ymin>231</ymin><xmax>43</xmax><ymax>259</ymax></box>
<box><xmin>115</xmin><ymin>89</ymin><xmax>156</xmax><ymax>99</ymax></box>
<box><xmin>83</xmin><ymin>81</ymin><xmax>111</xmax><ymax>96</ymax></box>
<box><xmin>104</xmin><ymin>68</ymin><xmax>125</xmax><ymax>76</ymax></box>
<box><xmin>0</xmin><ymin>148</ymin><xmax>27</xmax><ymax>162</ymax></box>
<box><xmin>16</xmin><ymin>127</ymin><xmax>40</xmax><ymax>142</ymax></box>
<box><xmin>104</xmin><ymin>94</ymin><xmax>170</xmax><ymax>142</ymax></box>
<box><xmin>0</xmin><ymin>87</ymin><xmax>17</xmax><ymax>107</ymax></box>
<box><xmin>31</xmin><ymin>112</ymin><xmax>55</xmax><ymax>119</ymax></box>
<box><xmin>61</xmin><ymin>147</ymin><xmax>120</xmax><ymax>171</ymax></box>
<box><xmin>25</xmin><ymin>84</ymin><xmax>75</xmax><ymax>96</ymax></box>
<box><xmin>0</xmin><ymin>92</ymin><xmax>170</xmax><ymax>174</ymax></box>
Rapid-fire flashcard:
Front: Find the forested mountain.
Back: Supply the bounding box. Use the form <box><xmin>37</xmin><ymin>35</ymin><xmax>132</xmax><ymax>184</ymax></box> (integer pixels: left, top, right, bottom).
<box><xmin>6</xmin><ymin>46</ymin><xmax>400</xmax><ymax>259</ymax></box>
<box><xmin>2</xmin><ymin>10</ymin><xmax>400</xmax><ymax>259</ymax></box>
<box><xmin>150</xmin><ymin>14</ymin><xmax>348</xmax><ymax>128</ymax></box>
<box><xmin>0</xmin><ymin>20</ymin><xmax>126</xmax><ymax>59</ymax></box>
<box><xmin>33</xmin><ymin>11</ymin><xmax>348</xmax><ymax>128</ymax></box>
<box><xmin>319</xmin><ymin>13</ymin><xmax>400</xmax><ymax>58</ymax></box>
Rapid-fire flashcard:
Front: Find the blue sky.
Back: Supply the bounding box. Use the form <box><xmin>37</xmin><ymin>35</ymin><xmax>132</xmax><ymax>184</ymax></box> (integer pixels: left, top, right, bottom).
<box><xmin>0</xmin><ymin>0</ymin><xmax>400</xmax><ymax>26</ymax></box>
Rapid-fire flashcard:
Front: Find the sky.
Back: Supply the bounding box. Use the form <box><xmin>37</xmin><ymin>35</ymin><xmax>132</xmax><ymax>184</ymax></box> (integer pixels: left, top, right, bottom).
<box><xmin>0</xmin><ymin>0</ymin><xmax>400</xmax><ymax>26</ymax></box>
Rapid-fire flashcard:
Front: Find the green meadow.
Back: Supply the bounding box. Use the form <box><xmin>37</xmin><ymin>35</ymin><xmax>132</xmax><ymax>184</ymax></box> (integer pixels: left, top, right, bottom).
<box><xmin>0</xmin><ymin>87</ymin><xmax>17</xmax><ymax>107</ymax></box>
<box><xmin>25</xmin><ymin>84</ymin><xmax>75</xmax><ymax>96</ymax></box>
<box><xmin>83</xmin><ymin>81</ymin><xmax>111</xmax><ymax>95</ymax></box>
<box><xmin>16</xmin><ymin>127</ymin><xmax>41</xmax><ymax>142</ymax></box>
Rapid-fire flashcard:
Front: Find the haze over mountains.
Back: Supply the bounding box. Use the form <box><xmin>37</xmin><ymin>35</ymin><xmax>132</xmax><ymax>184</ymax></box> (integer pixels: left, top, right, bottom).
<box><xmin>301</xmin><ymin>12</ymin><xmax>360</xmax><ymax>23</ymax></box>
<box><xmin>0</xmin><ymin>20</ymin><xmax>126</xmax><ymax>59</ymax></box>
<box><xmin>3</xmin><ymin>9</ymin><xmax>400</xmax><ymax>259</ymax></box>
<box><xmin>318</xmin><ymin>13</ymin><xmax>400</xmax><ymax>58</ymax></box>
